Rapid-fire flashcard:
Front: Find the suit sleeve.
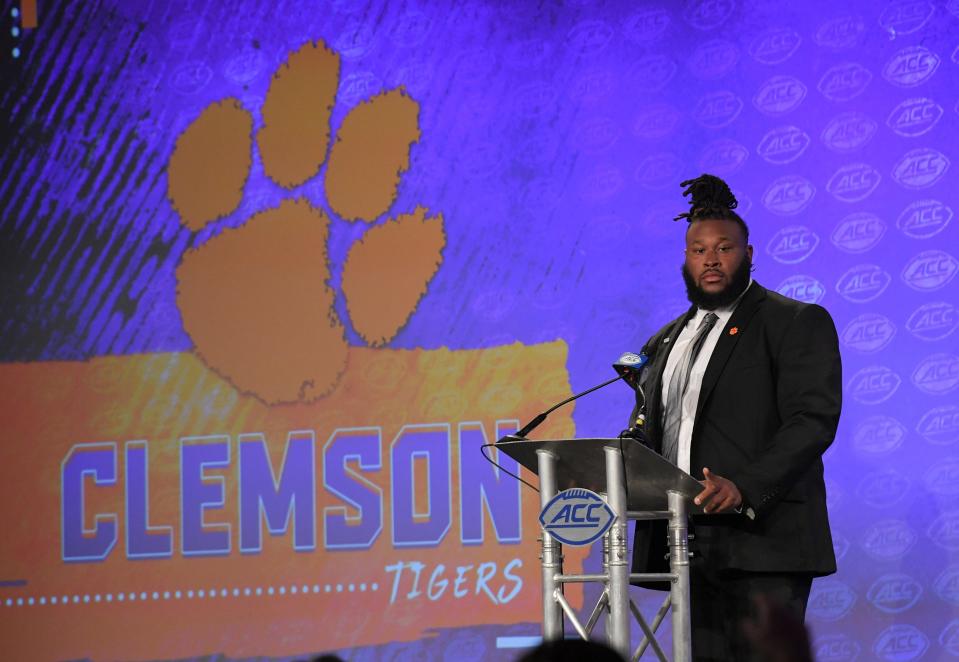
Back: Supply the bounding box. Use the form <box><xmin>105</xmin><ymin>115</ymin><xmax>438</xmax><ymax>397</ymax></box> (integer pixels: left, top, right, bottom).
<box><xmin>730</xmin><ymin>303</ymin><xmax>842</xmax><ymax>517</ymax></box>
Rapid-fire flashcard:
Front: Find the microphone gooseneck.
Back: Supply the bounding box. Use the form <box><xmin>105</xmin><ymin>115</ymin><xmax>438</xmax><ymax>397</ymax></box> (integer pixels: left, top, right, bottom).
<box><xmin>498</xmin><ymin>351</ymin><xmax>650</xmax><ymax>443</ymax></box>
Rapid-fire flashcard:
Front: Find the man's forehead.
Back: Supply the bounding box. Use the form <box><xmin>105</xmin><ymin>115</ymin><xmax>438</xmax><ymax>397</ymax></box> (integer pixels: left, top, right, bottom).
<box><xmin>686</xmin><ymin>219</ymin><xmax>745</xmax><ymax>242</ymax></box>
<box><xmin>687</xmin><ymin>233</ymin><xmax>736</xmax><ymax>243</ymax></box>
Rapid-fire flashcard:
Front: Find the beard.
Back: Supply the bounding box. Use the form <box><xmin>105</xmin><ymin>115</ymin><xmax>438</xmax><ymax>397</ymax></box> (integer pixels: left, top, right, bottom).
<box><xmin>682</xmin><ymin>255</ymin><xmax>752</xmax><ymax>310</ymax></box>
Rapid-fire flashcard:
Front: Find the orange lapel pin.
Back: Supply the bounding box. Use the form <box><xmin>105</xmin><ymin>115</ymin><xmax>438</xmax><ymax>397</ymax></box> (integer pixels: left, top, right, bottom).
<box><xmin>729</xmin><ymin>327</ymin><xmax>739</xmax><ymax>335</ymax></box>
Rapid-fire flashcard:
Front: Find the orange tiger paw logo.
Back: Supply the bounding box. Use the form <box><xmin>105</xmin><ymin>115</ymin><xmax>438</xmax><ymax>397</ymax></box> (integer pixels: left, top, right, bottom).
<box><xmin>167</xmin><ymin>41</ymin><xmax>445</xmax><ymax>405</ymax></box>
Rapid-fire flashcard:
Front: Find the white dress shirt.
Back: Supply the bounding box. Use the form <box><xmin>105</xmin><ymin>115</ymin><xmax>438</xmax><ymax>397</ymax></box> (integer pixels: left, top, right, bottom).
<box><xmin>660</xmin><ymin>281</ymin><xmax>752</xmax><ymax>473</ymax></box>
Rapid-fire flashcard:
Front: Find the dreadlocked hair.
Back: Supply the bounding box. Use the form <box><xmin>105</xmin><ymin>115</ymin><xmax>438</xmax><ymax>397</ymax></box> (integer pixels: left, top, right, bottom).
<box><xmin>673</xmin><ymin>173</ymin><xmax>749</xmax><ymax>241</ymax></box>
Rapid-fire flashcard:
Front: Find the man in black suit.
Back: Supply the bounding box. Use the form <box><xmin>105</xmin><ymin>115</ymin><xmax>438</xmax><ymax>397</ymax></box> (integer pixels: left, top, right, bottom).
<box><xmin>629</xmin><ymin>175</ymin><xmax>841</xmax><ymax>661</ymax></box>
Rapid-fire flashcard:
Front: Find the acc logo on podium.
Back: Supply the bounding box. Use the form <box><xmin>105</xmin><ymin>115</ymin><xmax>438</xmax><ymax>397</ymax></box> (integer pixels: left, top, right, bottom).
<box><xmin>539</xmin><ymin>489</ymin><xmax>615</xmax><ymax>546</ymax></box>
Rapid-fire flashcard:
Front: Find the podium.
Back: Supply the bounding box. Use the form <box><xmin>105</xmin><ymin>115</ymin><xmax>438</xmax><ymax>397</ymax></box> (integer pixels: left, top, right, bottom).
<box><xmin>495</xmin><ymin>436</ymin><xmax>706</xmax><ymax>662</ymax></box>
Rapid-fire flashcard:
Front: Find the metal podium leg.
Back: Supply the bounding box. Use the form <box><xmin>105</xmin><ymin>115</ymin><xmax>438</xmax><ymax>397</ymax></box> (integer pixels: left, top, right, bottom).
<box><xmin>537</xmin><ymin>449</ymin><xmax>563</xmax><ymax>642</ymax></box>
<box><xmin>667</xmin><ymin>490</ymin><xmax>692</xmax><ymax>662</ymax></box>
<box><xmin>604</xmin><ymin>446</ymin><xmax>629</xmax><ymax>658</ymax></box>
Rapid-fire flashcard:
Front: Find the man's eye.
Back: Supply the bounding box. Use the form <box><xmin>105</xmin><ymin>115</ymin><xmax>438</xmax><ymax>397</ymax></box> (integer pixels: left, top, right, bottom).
<box><xmin>718</xmin><ymin>246</ymin><xmax>733</xmax><ymax>253</ymax></box>
<box><xmin>692</xmin><ymin>248</ymin><xmax>705</xmax><ymax>254</ymax></box>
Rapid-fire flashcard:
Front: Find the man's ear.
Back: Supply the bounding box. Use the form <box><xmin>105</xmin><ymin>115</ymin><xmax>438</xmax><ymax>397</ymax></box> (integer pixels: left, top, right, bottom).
<box><xmin>746</xmin><ymin>244</ymin><xmax>754</xmax><ymax>261</ymax></box>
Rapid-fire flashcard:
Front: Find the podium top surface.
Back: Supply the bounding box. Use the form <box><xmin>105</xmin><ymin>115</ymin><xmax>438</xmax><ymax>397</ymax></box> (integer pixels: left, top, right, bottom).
<box><xmin>495</xmin><ymin>437</ymin><xmax>707</xmax><ymax>513</ymax></box>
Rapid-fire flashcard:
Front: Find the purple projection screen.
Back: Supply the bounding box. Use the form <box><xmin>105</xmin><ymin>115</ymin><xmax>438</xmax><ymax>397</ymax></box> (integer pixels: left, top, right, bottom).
<box><xmin>1</xmin><ymin>0</ymin><xmax>958</xmax><ymax>660</ymax></box>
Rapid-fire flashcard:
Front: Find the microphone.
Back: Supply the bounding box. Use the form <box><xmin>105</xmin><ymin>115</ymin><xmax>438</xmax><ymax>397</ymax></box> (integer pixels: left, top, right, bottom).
<box><xmin>613</xmin><ymin>351</ymin><xmax>649</xmax><ymax>388</ymax></box>
<box><xmin>615</xmin><ymin>348</ymin><xmax>653</xmax><ymax>444</ymax></box>
<box><xmin>497</xmin><ymin>351</ymin><xmax>649</xmax><ymax>443</ymax></box>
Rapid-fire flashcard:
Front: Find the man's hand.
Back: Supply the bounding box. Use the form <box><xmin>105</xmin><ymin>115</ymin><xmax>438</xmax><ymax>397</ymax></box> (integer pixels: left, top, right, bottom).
<box><xmin>694</xmin><ymin>467</ymin><xmax>742</xmax><ymax>514</ymax></box>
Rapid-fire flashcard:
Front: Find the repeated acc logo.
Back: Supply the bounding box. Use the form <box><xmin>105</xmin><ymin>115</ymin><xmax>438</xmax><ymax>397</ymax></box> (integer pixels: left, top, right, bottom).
<box><xmin>599</xmin><ymin>309</ymin><xmax>641</xmax><ymax>346</ymax></box>
<box><xmin>642</xmin><ymin>201</ymin><xmax>684</xmax><ymax>239</ymax></box>
<box><xmin>836</xmin><ymin>264</ymin><xmax>891</xmax><ymax>303</ymax></box>
<box><xmin>389</xmin><ymin>11</ymin><xmax>433</xmax><ymax>48</ymax></box>
<box><xmin>337</xmin><ymin>72</ymin><xmax>382</xmax><ymax>105</ymax></box>
<box><xmin>635</xmin><ymin>153</ymin><xmax>682</xmax><ymax>189</ymax></box>
<box><xmin>517</xmin><ymin>133</ymin><xmax>560</xmax><ymax>167</ymax></box>
<box><xmin>539</xmin><ymin>489</ymin><xmax>615</xmax><ymax>546</ymax></box>
<box><xmin>748</xmin><ymin>28</ymin><xmax>802</xmax><ymax>65</ymax></box>
<box><xmin>924</xmin><ymin>457</ymin><xmax>959</xmax><ymax>496</ymax></box>
<box><xmin>814</xmin><ymin>14</ymin><xmax>865</xmax><ymax>50</ymax></box>
<box><xmin>334</xmin><ymin>22</ymin><xmax>376</xmax><ymax>60</ymax></box>
<box><xmin>688</xmin><ymin>39</ymin><xmax>739</xmax><ymax>79</ymax></box>
<box><xmin>573</xmin><ymin>116</ymin><xmax>621</xmax><ymax>153</ymax></box>
<box><xmin>767</xmin><ymin>226</ymin><xmax>818</xmax><ymax>264</ymax></box>
<box><xmin>757</xmin><ymin>125</ymin><xmax>810</xmax><ymax>164</ymax></box>
<box><xmin>847</xmin><ymin>366</ymin><xmax>900</xmax><ymax>404</ymax></box>
<box><xmin>873</xmin><ymin>624</ymin><xmax>928</xmax><ymax>662</ymax></box>
<box><xmin>897</xmin><ymin>199</ymin><xmax>953</xmax><ymax>239</ymax></box>
<box><xmin>504</xmin><ymin>38</ymin><xmax>552</xmax><ymax>70</ymax></box>
<box><xmin>693</xmin><ymin>90</ymin><xmax>743</xmax><ymax>128</ymax></box>
<box><xmin>832</xmin><ymin>532</ymin><xmax>850</xmax><ymax>562</ymax></box>
<box><xmin>623</xmin><ymin>7</ymin><xmax>670</xmax><ymax>43</ymax></box>
<box><xmin>827</xmin><ymin>163</ymin><xmax>881</xmax><ymax>202</ymax></box>
<box><xmin>814</xmin><ymin>634</ymin><xmax>861</xmax><ymax>662</ymax></box>
<box><xmin>170</xmin><ymin>60</ymin><xmax>214</xmax><ymax>95</ymax></box>
<box><xmin>523</xmin><ymin>177</ymin><xmax>564</xmax><ymax>214</ymax></box>
<box><xmin>842</xmin><ymin>314</ymin><xmax>896</xmax><ymax>353</ymax></box>
<box><xmin>935</xmin><ymin>566</ymin><xmax>959</xmax><ymax>606</ymax></box>
<box><xmin>392</xmin><ymin>64</ymin><xmax>434</xmax><ymax>96</ymax></box>
<box><xmin>883</xmin><ymin>46</ymin><xmax>940</xmax><ymax>87</ymax></box>
<box><xmin>893</xmin><ymin>148</ymin><xmax>950</xmax><ymax>188</ymax></box>
<box><xmin>763</xmin><ymin>175</ymin><xmax>815</xmax><ymax>215</ymax></box>
<box><xmin>867</xmin><ymin>573</ymin><xmax>923</xmax><ymax>614</ymax></box>
<box><xmin>928</xmin><ymin>511</ymin><xmax>959</xmax><ymax>551</ymax></box>
<box><xmin>857</xmin><ymin>469</ymin><xmax>910</xmax><ymax>507</ymax></box>
<box><xmin>901</xmin><ymin>250</ymin><xmax>958</xmax><ymax>291</ymax></box>
<box><xmin>776</xmin><ymin>275</ymin><xmax>824</xmax><ymax>304</ymax></box>
<box><xmin>831</xmin><ymin>212</ymin><xmax>885</xmax><ymax>253</ymax></box>
<box><xmin>887</xmin><ymin>98</ymin><xmax>943</xmax><ymax>137</ymax></box>
<box><xmin>584</xmin><ymin>215</ymin><xmax>629</xmax><ymax>254</ymax></box>
<box><xmin>629</xmin><ymin>54</ymin><xmax>677</xmax><ymax>91</ymax></box>
<box><xmin>632</xmin><ymin>104</ymin><xmax>681</xmax><ymax>140</ymax></box>
<box><xmin>912</xmin><ymin>353</ymin><xmax>959</xmax><ymax>395</ymax></box>
<box><xmin>754</xmin><ymin>75</ymin><xmax>806</xmax><ymax>115</ymax></box>
<box><xmin>861</xmin><ymin>519</ymin><xmax>916</xmax><ymax>561</ymax></box>
<box><xmin>853</xmin><ymin>415</ymin><xmax>905</xmax><ymax>455</ymax></box>
<box><xmin>879</xmin><ymin>0</ymin><xmax>935</xmax><ymax>35</ymax></box>
<box><xmin>684</xmin><ymin>0</ymin><xmax>735</xmax><ymax>30</ymax></box>
<box><xmin>698</xmin><ymin>139</ymin><xmax>748</xmax><ymax>174</ymax></box>
<box><xmin>223</xmin><ymin>48</ymin><xmax>267</xmax><ymax>86</ymax></box>
<box><xmin>580</xmin><ymin>165</ymin><xmax>624</xmax><ymax>202</ymax></box>
<box><xmin>821</xmin><ymin>111</ymin><xmax>878</xmax><ymax>152</ymax></box>
<box><xmin>807</xmin><ymin>579</ymin><xmax>857</xmax><ymax>621</ymax></box>
<box><xmin>567</xmin><ymin>19</ymin><xmax>614</xmax><ymax>57</ymax></box>
<box><xmin>818</xmin><ymin>62</ymin><xmax>872</xmax><ymax>101</ymax></box>
<box><xmin>907</xmin><ymin>301</ymin><xmax>958</xmax><ymax>341</ymax></box>
<box><xmin>514</xmin><ymin>81</ymin><xmax>558</xmax><ymax>118</ymax></box>
<box><xmin>389</xmin><ymin>62</ymin><xmax>436</xmax><ymax>94</ymax></box>
<box><xmin>940</xmin><ymin>620</ymin><xmax>959</xmax><ymax>657</ymax></box>
<box><xmin>918</xmin><ymin>405</ymin><xmax>959</xmax><ymax>445</ymax></box>
<box><xmin>568</xmin><ymin>69</ymin><xmax>616</xmax><ymax>106</ymax></box>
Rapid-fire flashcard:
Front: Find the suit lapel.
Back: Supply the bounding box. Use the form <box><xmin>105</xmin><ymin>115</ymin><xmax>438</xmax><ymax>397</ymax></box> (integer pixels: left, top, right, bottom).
<box><xmin>695</xmin><ymin>283</ymin><xmax>767</xmax><ymax>420</ymax></box>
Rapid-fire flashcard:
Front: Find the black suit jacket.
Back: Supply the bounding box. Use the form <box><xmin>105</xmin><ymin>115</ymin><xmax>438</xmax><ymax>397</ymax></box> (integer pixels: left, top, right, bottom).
<box><xmin>631</xmin><ymin>282</ymin><xmax>841</xmax><ymax>578</ymax></box>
